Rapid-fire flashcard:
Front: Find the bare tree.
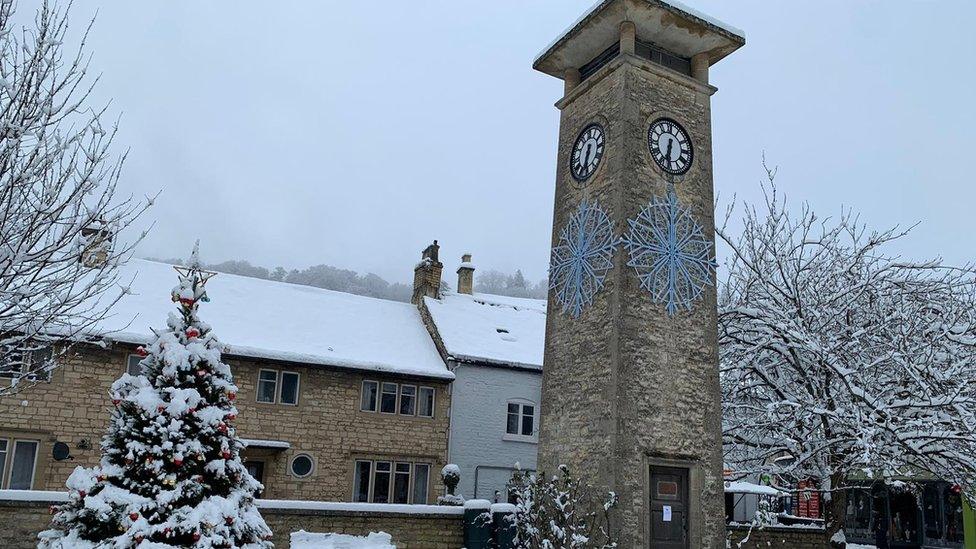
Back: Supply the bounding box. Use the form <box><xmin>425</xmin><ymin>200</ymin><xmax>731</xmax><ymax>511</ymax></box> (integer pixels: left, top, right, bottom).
<box><xmin>0</xmin><ymin>1</ymin><xmax>151</xmax><ymax>396</ymax></box>
<box><xmin>718</xmin><ymin>164</ymin><xmax>976</xmax><ymax>540</ymax></box>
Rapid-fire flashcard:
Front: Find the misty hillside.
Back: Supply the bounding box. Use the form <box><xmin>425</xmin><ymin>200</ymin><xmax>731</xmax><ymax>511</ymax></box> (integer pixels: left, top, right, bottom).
<box><xmin>143</xmin><ymin>257</ymin><xmax>547</xmax><ymax>302</ymax></box>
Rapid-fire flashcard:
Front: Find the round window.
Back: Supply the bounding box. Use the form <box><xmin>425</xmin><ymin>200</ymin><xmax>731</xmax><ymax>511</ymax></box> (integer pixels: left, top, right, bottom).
<box><xmin>290</xmin><ymin>454</ymin><xmax>313</xmax><ymax>478</ymax></box>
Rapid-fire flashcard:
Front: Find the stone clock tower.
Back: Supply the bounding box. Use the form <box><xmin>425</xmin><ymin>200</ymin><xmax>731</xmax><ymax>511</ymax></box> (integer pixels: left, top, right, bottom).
<box><xmin>534</xmin><ymin>1</ymin><xmax>744</xmax><ymax>548</ymax></box>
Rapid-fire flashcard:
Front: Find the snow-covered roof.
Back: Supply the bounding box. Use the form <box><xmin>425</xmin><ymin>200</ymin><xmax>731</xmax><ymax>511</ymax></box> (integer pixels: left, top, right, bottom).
<box><xmin>94</xmin><ymin>259</ymin><xmax>453</xmax><ymax>380</ymax></box>
<box><xmin>534</xmin><ymin>0</ymin><xmax>744</xmax><ymax>79</ymax></box>
<box><xmin>241</xmin><ymin>439</ymin><xmax>291</xmax><ymax>450</ymax></box>
<box><xmin>724</xmin><ymin>481</ymin><xmax>785</xmax><ymax>497</ymax></box>
<box><xmin>423</xmin><ymin>291</ymin><xmax>546</xmax><ymax>370</ymax></box>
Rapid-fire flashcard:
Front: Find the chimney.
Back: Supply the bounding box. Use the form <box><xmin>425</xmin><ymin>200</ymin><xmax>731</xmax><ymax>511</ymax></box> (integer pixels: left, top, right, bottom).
<box><xmin>79</xmin><ymin>219</ymin><xmax>113</xmax><ymax>268</ymax></box>
<box><xmin>456</xmin><ymin>254</ymin><xmax>475</xmax><ymax>295</ymax></box>
<box><xmin>411</xmin><ymin>240</ymin><xmax>443</xmax><ymax>304</ymax></box>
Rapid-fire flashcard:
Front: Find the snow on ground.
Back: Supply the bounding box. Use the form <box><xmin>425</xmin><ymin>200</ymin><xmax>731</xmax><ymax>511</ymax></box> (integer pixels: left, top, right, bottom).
<box><xmin>846</xmin><ymin>545</ymin><xmax>877</xmax><ymax>549</ymax></box>
<box><xmin>88</xmin><ymin>259</ymin><xmax>452</xmax><ymax>380</ymax></box>
<box><xmin>423</xmin><ymin>291</ymin><xmax>546</xmax><ymax>369</ymax></box>
<box><xmin>290</xmin><ymin>530</ymin><xmax>395</xmax><ymax>549</ymax></box>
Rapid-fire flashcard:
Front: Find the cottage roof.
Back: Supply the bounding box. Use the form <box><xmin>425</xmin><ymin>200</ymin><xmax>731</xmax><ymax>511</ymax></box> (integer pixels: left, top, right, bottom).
<box><xmin>423</xmin><ymin>292</ymin><xmax>547</xmax><ymax>371</ymax></box>
<box><xmin>95</xmin><ymin>259</ymin><xmax>453</xmax><ymax>380</ymax></box>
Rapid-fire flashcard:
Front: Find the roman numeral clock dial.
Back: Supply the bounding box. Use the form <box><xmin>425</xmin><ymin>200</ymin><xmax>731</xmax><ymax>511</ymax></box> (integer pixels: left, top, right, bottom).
<box><xmin>570</xmin><ymin>123</ymin><xmax>605</xmax><ymax>182</ymax></box>
<box><xmin>648</xmin><ymin>118</ymin><xmax>693</xmax><ymax>175</ymax></box>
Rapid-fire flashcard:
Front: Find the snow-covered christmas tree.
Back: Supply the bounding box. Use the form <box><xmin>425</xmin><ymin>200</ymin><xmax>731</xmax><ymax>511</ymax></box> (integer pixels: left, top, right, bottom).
<box><xmin>39</xmin><ymin>243</ymin><xmax>272</xmax><ymax>548</ymax></box>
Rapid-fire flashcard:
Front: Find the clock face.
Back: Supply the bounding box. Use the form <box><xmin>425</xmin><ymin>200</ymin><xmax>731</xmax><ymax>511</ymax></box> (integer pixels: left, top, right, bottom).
<box><xmin>648</xmin><ymin>118</ymin><xmax>693</xmax><ymax>175</ymax></box>
<box><xmin>570</xmin><ymin>123</ymin><xmax>605</xmax><ymax>182</ymax></box>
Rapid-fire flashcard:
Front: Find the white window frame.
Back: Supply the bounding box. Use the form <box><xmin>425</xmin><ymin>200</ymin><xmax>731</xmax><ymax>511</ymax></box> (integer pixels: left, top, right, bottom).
<box><xmin>417</xmin><ymin>386</ymin><xmax>435</xmax><ymax>418</ymax></box>
<box><xmin>398</xmin><ymin>384</ymin><xmax>417</xmax><ymax>416</ymax></box>
<box><xmin>4</xmin><ymin>438</ymin><xmax>39</xmax><ymax>490</ymax></box>
<box><xmin>503</xmin><ymin>399</ymin><xmax>538</xmax><ymax>443</ymax></box>
<box><xmin>256</xmin><ymin>369</ymin><xmax>279</xmax><ymax>404</ymax></box>
<box><xmin>279</xmin><ymin>371</ymin><xmax>301</xmax><ymax>406</ymax></box>
<box><xmin>379</xmin><ymin>382</ymin><xmax>399</xmax><ymax>415</ymax></box>
<box><xmin>360</xmin><ymin>380</ymin><xmax>379</xmax><ymax>412</ymax></box>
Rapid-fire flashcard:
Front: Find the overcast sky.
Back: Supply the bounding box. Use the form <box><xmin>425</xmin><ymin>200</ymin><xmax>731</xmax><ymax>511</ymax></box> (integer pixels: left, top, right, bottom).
<box><xmin>26</xmin><ymin>1</ymin><xmax>976</xmax><ymax>284</ymax></box>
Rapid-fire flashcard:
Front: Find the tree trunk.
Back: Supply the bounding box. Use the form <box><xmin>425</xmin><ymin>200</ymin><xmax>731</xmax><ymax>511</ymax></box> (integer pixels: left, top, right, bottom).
<box><xmin>826</xmin><ymin>471</ymin><xmax>849</xmax><ymax>547</ymax></box>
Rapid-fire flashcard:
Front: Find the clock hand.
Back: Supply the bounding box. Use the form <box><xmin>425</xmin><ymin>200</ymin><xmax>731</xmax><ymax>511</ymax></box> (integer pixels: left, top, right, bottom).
<box><xmin>584</xmin><ymin>143</ymin><xmax>593</xmax><ymax>167</ymax></box>
<box><xmin>665</xmin><ymin>138</ymin><xmax>674</xmax><ymax>165</ymax></box>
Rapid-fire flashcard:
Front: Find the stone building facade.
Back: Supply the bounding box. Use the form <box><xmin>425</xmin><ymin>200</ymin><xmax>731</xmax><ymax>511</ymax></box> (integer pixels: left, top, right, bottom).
<box><xmin>0</xmin><ymin>258</ymin><xmax>454</xmax><ymax>505</ymax></box>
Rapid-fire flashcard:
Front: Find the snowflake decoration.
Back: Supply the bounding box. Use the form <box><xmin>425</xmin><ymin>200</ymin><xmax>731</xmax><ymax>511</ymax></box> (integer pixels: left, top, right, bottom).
<box><xmin>549</xmin><ymin>199</ymin><xmax>618</xmax><ymax>318</ymax></box>
<box><xmin>622</xmin><ymin>187</ymin><xmax>716</xmax><ymax>315</ymax></box>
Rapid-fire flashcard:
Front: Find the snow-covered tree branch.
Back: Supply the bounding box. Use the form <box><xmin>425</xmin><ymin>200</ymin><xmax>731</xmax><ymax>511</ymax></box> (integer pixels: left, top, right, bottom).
<box><xmin>718</xmin><ymin>164</ymin><xmax>976</xmax><ymax>538</ymax></box>
<box><xmin>0</xmin><ymin>0</ymin><xmax>152</xmax><ymax>396</ymax></box>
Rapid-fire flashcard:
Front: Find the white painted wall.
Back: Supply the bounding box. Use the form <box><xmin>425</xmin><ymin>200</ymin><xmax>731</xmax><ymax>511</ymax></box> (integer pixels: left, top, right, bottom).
<box><xmin>447</xmin><ymin>362</ymin><xmax>542</xmax><ymax>501</ymax></box>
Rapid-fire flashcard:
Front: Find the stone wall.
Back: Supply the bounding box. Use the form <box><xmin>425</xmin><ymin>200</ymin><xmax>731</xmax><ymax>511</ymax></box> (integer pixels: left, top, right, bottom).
<box><xmin>727</xmin><ymin>524</ymin><xmax>829</xmax><ymax>549</ymax></box>
<box><xmin>0</xmin><ymin>493</ymin><xmax>464</xmax><ymax>549</ymax></box>
<box><xmin>0</xmin><ymin>342</ymin><xmax>451</xmax><ymax>503</ymax></box>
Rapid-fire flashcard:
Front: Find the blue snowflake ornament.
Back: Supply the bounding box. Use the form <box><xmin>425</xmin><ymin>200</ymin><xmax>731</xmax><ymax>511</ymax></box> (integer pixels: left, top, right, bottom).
<box><xmin>622</xmin><ymin>187</ymin><xmax>716</xmax><ymax>315</ymax></box>
<box><xmin>549</xmin><ymin>199</ymin><xmax>618</xmax><ymax>318</ymax></box>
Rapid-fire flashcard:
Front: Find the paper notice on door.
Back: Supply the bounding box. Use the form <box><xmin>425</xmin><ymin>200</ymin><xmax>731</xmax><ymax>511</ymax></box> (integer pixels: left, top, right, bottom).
<box><xmin>663</xmin><ymin>505</ymin><xmax>672</xmax><ymax>522</ymax></box>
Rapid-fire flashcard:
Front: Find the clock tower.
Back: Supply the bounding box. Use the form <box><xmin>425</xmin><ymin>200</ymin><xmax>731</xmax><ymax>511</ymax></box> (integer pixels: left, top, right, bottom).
<box><xmin>535</xmin><ymin>1</ymin><xmax>744</xmax><ymax>548</ymax></box>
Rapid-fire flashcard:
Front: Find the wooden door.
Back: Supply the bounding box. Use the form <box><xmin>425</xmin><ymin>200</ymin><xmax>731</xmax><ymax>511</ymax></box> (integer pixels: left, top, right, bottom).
<box><xmin>649</xmin><ymin>465</ymin><xmax>689</xmax><ymax>549</ymax></box>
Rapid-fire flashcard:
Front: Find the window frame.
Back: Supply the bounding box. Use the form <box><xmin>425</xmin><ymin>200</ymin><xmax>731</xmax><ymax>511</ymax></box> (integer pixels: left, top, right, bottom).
<box><xmin>279</xmin><ymin>371</ymin><xmax>301</xmax><ymax>406</ymax></box>
<box><xmin>256</xmin><ymin>369</ymin><xmax>279</xmax><ymax>404</ymax></box>
<box><xmin>352</xmin><ymin>459</ymin><xmax>433</xmax><ymax>504</ymax></box>
<box><xmin>125</xmin><ymin>354</ymin><xmax>143</xmax><ymax>376</ymax></box>
<box><xmin>398</xmin><ymin>384</ymin><xmax>416</xmax><ymax>416</ymax></box>
<box><xmin>289</xmin><ymin>453</ymin><xmax>315</xmax><ymax>478</ymax></box>
<box><xmin>5</xmin><ymin>438</ymin><xmax>39</xmax><ymax>490</ymax></box>
<box><xmin>379</xmin><ymin>382</ymin><xmax>399</xmax><ymax>415</ymax></box>
<box><xmin>417</xmin><ymin>386</ymin><xmax>435</xmax><ymax>418</ymax></box>
<box><xmin>361</xmin><ymin>380</ymin><xmax>379</xmax><ymax>412</ymax></box>
<box><xmin>503</xmin><ymin>399</ymin><xmax>538</xmax><ymax>443</ymax></box>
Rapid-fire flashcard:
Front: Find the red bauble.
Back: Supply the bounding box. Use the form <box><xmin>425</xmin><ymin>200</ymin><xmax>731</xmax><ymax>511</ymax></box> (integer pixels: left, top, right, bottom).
<box><xmin>163</xmin><ymin>527</ymin><xmax>172</xmax><ymax>536</ymax></box>
<box><xmin>78</xmin><ymin>490</ymin><xmax>85</xmax><ymax>498</ymax></box>
<box><xmin>135</xmin><ymin>535</ymin><xmax>144</xmax><ymax>543</ymax></box>
<box><xmin>226</xmin><ymin>413</ymin><xmax>236</xmax><ymax>421</ymax></box>
<box><xmin>224</xmin><ymin>516</ymin><xmax>233</xmax><ymax>525</ymax></box>
<box><xmin>135</xmin><ymin>346</ymin><xmax>148</xmax><ymax>357</ymax></box>
<box><xmin>49</xmin><ymin>505</ymin><xmax>57</xmax><ymax>514</ymax></box>
<box><xmin>129</xmin><ymin>512</ymin><xmax>139</xmax><ymax>521</ymax></box>
<box><xmin>173</xmin><ymin>458</ymin><xmax>183</xmax><ymax>466</ymax></box>
<box><xmin>157</xmin><ymin>404</ymin><xmax>166</xmax><ymax>413</ymax></box>
<box><xmin>217</xmin><ymin>423</ymin><xmax>228</xmax><ymax>433</ymax></box>
<box><xmin>186</xmin><ymin>327</ymin><xmax>200</xmax><ymax>338</ymax></box>
<box><xmin>112</xmin><ymin>398</ymin><xmax>120</xmax><ymax>406</ymax></box>
<box><xmin>221</xmin><ymin>450</ymin><xmax>231</xmax><ymax>459</ymax></box>
<box><xmin>227</xmin><ymin>392</ymin><xmax>236</xmax><ymax>401</ymax></box>
<box><xmin>193</xmin><ymin>532</ymin><xmax>201</xmax><ymax>542</ymax></box>
<box><xmin>196</xmin><ymin>369</ymin><xmax>206</xmax><ymax>377</ymax></box>
<box><xmin>97</xmin><ymin>474</ymin><xmax>106</xmax><ymax>481</ymax></box>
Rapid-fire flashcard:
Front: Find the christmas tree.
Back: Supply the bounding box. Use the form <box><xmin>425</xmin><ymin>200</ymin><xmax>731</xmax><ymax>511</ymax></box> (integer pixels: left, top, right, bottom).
<box><xmin>40</xmin><ymin>244</ymin><xmax>273</xmax><ymax>548</ymax></box>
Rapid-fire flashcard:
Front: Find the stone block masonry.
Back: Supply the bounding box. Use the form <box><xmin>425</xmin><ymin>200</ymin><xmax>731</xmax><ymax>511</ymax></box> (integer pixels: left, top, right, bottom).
<box><xmin>0</xmin><ymin>493</ymin><xmax>464</xmax><ymax>549</ymax></box>
<box><xmin>727</xmin><ymin>524</ymin><xmax>829</xmax><ymax>548</ymax></box>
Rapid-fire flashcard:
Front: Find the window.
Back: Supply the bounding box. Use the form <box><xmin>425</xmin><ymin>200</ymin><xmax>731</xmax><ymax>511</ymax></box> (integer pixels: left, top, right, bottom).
<box><xmin>361</xmin><ymin>381</ymin><xmax>435</xmax><ymax>418</ymax></box>
<box><xmin>413</xmin><ymin>463</ymin><xmax>430</xmax><ymax>504</ymax></box>
<box><xmin>353</xmin><ymin>460</ymin><xmax>431</xmax><ymax>504</ymax></box>
<box><xmin>244</xmin><ymin>461</ymin><xmax>265</xmax><ymax>496</ymax></box>
<box><xmin>257</xmin><ymin>370</ymin><xmax>278</xmax><ymax>403</ymax></box>
<box><xmin>354</xmin><ymin>460</ymin><xmax>372</xmax><ymax>502</ymax></box>
<box><xmin>418</xmin><ymin>387</ymin><xmax>435</xmax><ymax>418</ymax></box>
<box><xmin>8</xmin><ymin>440</ymin><xmax>38</xmax><ymax>489</ymax></box>
<box><xmin>373</xmin><ymin>461</ymin><xmax>392</xmax><ymax>503</ymax></box>
<box><xmin>361</xmin><ymin>381</ymin><xmax>378</xmax><ymax>412</ymax></box>
<box><xmin>506</xmin><ymin>401</ymin><xmax>535</xmax><ymax>439</ymax></box>
<box><xmin>126</xmin><ymin>354</ymin><xmax>143</xmax><ymax>376</ymax></box>
<box><xmin>399</xmin><ymin>385</ymin><xmax>416</xmax><ymax>416</ymax></box>
<box><xmin>1</xmin><ymin>346</ymin><xmax>52</xmax><ymax>381</ymax></box>
<box><xmin>393</xmin><ymin>462</ymin><xmax>411</xmax><ymax>504</ymax></box>
<box><xmin>280</xmin><ymin>372</ymin><xmax>300</xmax><ymax>405</ymax></box>
<box><xmin>0</xmin><ymin>440</ymin><xmax>6</xmax><ymax>487</ymax></box>
<box><xmin>290</xmin><ymin>454</ymin><xmax>313</xmax><ymax>478</ymax></box>
<box><xmin>380</xmin><ymin>383</ymin><xmax>398</xmax><ymax>414</ymax></box>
